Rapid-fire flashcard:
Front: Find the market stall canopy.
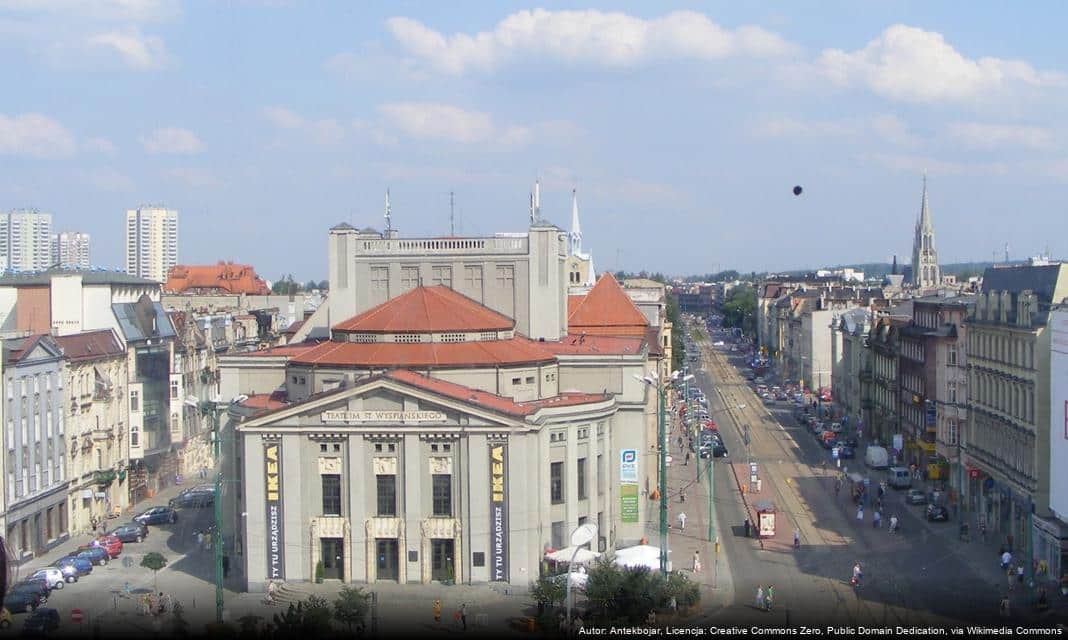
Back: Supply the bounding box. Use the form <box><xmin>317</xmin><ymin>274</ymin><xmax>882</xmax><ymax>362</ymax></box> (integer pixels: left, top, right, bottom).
<box><xmin>545</xmin><ymin>546</ymin><xmax>601</xmax><ymax>564</ymax></box>
<box><xmin>612</xmin><ymin>544</ymin><xmax>669</xmax><ymax>570</ymax></box>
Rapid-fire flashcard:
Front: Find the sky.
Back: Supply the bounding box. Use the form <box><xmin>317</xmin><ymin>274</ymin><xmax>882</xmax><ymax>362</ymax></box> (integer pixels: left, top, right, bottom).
<box><xmin>2</xmin><ymin>1</ymin><xmax>1067</xmax><ymax>280</ymax></box>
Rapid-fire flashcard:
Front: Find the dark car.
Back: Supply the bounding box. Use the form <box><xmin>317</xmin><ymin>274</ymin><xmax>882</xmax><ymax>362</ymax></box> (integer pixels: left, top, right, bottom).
<box><xmin>13</xmin><ymin>580</ymin><xmax>50</xmax><ymax>604</ymax></box>
<box><xmin>5</xmin><ymin>586</ymin><xmax>42</xmax><ymax>613</ymax></box>
<box><xmin>926</xmin><ymin>504</ymin><xmax>949</xmax><ymax>522</ymax></box>
<box><xmin>55</xmin><ymin>555</ymin><xmax>93</xmax><ymax>577</ymax></box>
<box><xmin>75</xmin><ymin>545</ymin><xmax>110</xmax><ymax>566</ymax></box>
<box><xmin>837</xmin><ymin>445</ymin><xmax>855</xmax><ymax>459</ymax></box>
<box><xmin>134</xmin><ymin>506</ymin><xmax>178</xmax><ymax>526</ymax></box>
<box><xmin>844</xmin><ymin>437</ymin><xmax>859</xmax><ymax>449</ymax></box>
<box><xmin>906</xmin><ymin>489</ymin><xmax>928</xmax><ymax>505</ymax></box>
<box><xmin>170</xmin><ymin>489</ymin><xmax>214</xmax><ymax>509</ymax></box>
<box><xmin>22</xmin><ymin>608</ymin><xmax>60</xmax><ymax>636</ymax></box>
<box><xmin>111</xmin><ymin>522</ymin><xmax>146</xmax><ymax>543</ymax></box>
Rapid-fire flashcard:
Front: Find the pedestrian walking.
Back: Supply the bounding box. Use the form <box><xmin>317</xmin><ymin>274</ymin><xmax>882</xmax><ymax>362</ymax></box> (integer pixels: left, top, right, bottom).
<box><xmin>755</xmin><ymin>586</ymin><xmax>765</xmax><ymax>610</ymax></box>
<box><xmin>793</xmin><ymin>528</ymin><xmax>800</xmax><ymax>549</ymax></box>
<box><xmin>684</xmin><ymin>450</ymin><xmax>691</xmax><ymax>466</ymax></box>
<box><xmin>1001</xmin><ymin>550</ymin><xmax>1013</xmax><ymax>571</ymax></box>
<box><xmin>1007</xmin><ymin>567</ymin><xmax>1015</xmax><ymax>591</ymax></box>
<box><xmin>459</xmin><ymin>603</ymin><xmax>467</xmax><ymax>631</ymax></box>
<box><xmin>873</xmin><ymin>511</ymin><xmax>881</xmax><ymax>528</ymax></box>
<box><xmin>856</xmin><ymin>506</ymin><xmax>864</xmax><ymax>522</ymax></box>
<box><xmin>999</xmin><ymin>594</ymin><xmax>1011</xmax><ymax>618</ymax></box>
<box><xmin>196</xmin><ymin>530</ymin><xmax>204</xmax><ymax>549</ymax></box>
<box><xmin>1017</xmin><ymin>564</ymin><xmax>1025</xmax><ymax>584</ymax></box>
<box><xmin>889</xmin><ymin>515</ymin><xmax>898</xmax><ymax>534</ymax></box>
<box><xmin>765</xmin><ymin>585</ymin><xmax>774</xmax><ymax>611</ymax></box>
<box><xmin>692</xmin><ymin>550</ymin><xmax>701</xmax><ymax>573</ymax></box>
<box><xmin>433</xmin><ymin>599</ymin><xmax>442</xmax><ymax>626</ymax></box>
<box><xmin>678</xmin><ymin>512</ymin><xmax>687</xmax><ymax>531</ymax></box>
<box><xmin>677</xmin><ymin>436</ymin><xmax>684</xmax><ymax>452</ymax></box>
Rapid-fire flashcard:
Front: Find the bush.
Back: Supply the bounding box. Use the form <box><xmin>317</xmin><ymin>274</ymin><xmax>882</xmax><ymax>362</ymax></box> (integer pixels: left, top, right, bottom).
<box><xmin>315</xmin><ymin>561</ymin><xmax>325</xmax><ymax>583</ymax></box>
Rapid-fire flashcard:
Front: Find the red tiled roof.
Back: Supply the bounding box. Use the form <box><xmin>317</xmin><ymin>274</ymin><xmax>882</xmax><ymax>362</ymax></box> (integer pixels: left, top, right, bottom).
<box><xmin>333</xmin><ymin>286</ymin><xmax>513</xmax><ymax>334</ymax></box>
<box><xmin>6</xmin><ymin>334</ymin><xmax>48</xmax><ymax>362</ymax></box>
<box><xmin>567</xmin><ymin>273</ymin><xmax>649</xmax><ymax>337</ymax></box>
<box><xmin>164</xmin><ymin>262</ymin><xmax>270</xmax><ymax>295</ymax></box>
<box><xmin>385</xmin><ymin>370</ymin><xmax>608</xmax><ymax>417</ymax></box>
<box><xmin>280</xmin><ymin>319</ymin><xmax>305</xmax><ymax>335</ymax></box>
<box><xmin>646</xmin><ymin>327</ymin><xmax>664</xmax><ymax>357</ymax></box>
<box><xmin>540</xmin><ymin>334</ymin><xmax>646</xmax><ymax>356</ymax></box>
<box><xmin>54</xmin><ymin>329</ymin><xmax>125</xmax><ymax>362</ymax></box>
<box><xmin>289</xmin><ymin>336</ymin><xmax>555</xmax><ymax>368</ymax></box>
<box><xmin>243</xmin><ymin>341</ymin><xmax>324</xmax><ymax>358</ymax></box>
<box><xmin>240</xmin><ymin>391</ymin><xmax>289</xmax><ymax>412</ymax></box>
<box><xmin>567</xmin><ymin>295</ymin><xmax>586</xmax><ymax>318</ymax></box>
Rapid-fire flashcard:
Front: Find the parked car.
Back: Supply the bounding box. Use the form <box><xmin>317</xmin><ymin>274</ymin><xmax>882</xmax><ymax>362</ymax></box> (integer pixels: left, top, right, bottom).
<box><xmin>55</xmin><ymin>555</ymin><xmax>92</xmax><ymax>577</ymax></box>
<box><xmin>837</xmin><ymin>445</ymin><xmax>855</xmax><ymax>459</ymax></box>
<box><xmin>29</xmin><ymin>568</ymin><xmax>67</xmax><ymax>589</ymax></box>
<box><xmin>926</xmin><ymin>504</ymin><xmax>950</xmax><ymax>522</ymax></box>
<box><xmin>830</xmin><ymin>422</ymin><xmax>843</xmax><ymax>433</ymax></box>
<box><xmin>110</xmin><ymin>523</ymin><xmax>146</xmax><ymax>543</ymax></box>
<box><xmin>74</xmin><ymin>545</ymin><xmax>110</xmax><ymax>566</ymax></box>
<box><xmin>93</xmin><ymin>534</ymin><xmax>123</xmax><ymax>558</ymax></box>
<box><xmin>22</xmin><ymin>608</ymin><xmax>60</xmax><ymax>636</ymax></box>
<box><xmin>12</xmin><ymin>580</ymin><xmax>50</xmax><ymax>605</ymax></box>
<box><xmin>820</xmin><ymin>432</ymin><xmax>837</xmax><ymax>449</ymax></box>
<box><xmin>844</xmin><ymin>437</ymin><xmax>859</xmax><ymax>449</ymax></box>
<box><xmin>5</xmin><ymin>586</ymin><xmax>42</xmax><ymax>613</ymax></box>
<box><xmin>134</xmin><ymin>506</ymin><xmax>178</xmax><ymax>526</ymax></box>
<box><xmin>906</xmin><ymin>489</ymin><xmax>928</xmax><ymax>505</ymax></box>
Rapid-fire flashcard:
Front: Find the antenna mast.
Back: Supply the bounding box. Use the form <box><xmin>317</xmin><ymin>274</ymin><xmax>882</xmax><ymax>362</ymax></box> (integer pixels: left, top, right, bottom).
<box><xmin>450</xmin><ymin>191</ymin><xmax>455</xmax><ymax>236</ymax></box>
<box><xmin>385</xmin><ymin>188</ymin><xmax>392</xmax><ymax>233</ymax></box>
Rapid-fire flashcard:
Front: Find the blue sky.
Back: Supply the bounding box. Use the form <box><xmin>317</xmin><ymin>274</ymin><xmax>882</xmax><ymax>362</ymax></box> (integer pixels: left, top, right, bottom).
<box><xmin>2</xmin><ymin>1</ymin><xmax>1066</xmax><ymax>279</ymax></box>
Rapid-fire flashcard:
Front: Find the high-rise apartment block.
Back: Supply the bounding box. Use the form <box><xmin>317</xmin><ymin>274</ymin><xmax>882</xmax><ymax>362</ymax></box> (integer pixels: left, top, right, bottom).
<box><xmin>125</xmin><ymin>206</ymin><xmax>178</xmax><ymax>282</ymax></box>
<box><xmin>51</xmin><ymin>231</ymin><xmax>91</xmax><ymax>269</ymax></box>
<box><xmin>1</xmin><ymin>209</ymin><xmax>53</xmax><ymax>273</ymax></box>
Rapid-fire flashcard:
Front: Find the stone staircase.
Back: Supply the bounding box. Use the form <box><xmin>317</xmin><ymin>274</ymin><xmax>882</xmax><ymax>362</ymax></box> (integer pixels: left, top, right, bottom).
<box><xmin>272</xmin><ymin>583</ymin><xmax>312</xmax><ymax>606</ymax></box>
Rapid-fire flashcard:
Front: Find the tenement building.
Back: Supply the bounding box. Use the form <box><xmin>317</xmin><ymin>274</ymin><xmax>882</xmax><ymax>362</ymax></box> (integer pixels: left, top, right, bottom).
<box><xmin>229</xmin><ymin>280</ymin><xmax>653</xmax><ymax>589</ymax></box>
<box><xmin>964</xmin><ymin>263</ymin><xmax>1068</xmax><ymax>549</ymax></box>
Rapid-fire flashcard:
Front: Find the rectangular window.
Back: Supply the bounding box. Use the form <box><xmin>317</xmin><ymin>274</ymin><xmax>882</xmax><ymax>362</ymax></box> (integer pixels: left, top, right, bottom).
<box><xmin>131</xmin><ymin>428</ymin><xmax>139</xmax><ymax>448</ymax></box>
<box><xmin>948</xmin><ymin>345</ymin><xmax>957</xmax><ymax>365</ymax></box>
<box><xmin>496</xmin><ymin>265</ymin><xmax>514</xmax><ymax>288</ymax></box>
<box><xmin>511</xmin><ymin>377</ymin><xmax>521</xmax><ymax>385</ymax></box>
<box><xmin>401</xmin><ymin>266</ymin><xmax>419</xmax><ymax>290</ymax></box>
<box><xmin>130</xmin><ymin>390</ymin><xmax>139</xmax><ymax>412</ymax></box>
<box><xmin>371</xmin><ymin>266</ymin><xmax>389</xmax><ymax>291</ymax></box>
<box><xmin>550</xmin><ymin>462</ymin><xmax>564</xmax><ymax>504</ymax></box>
<box><xmin>464</xmin><ymin>265</ymin><xmax>483</xmax><ymax>290</ymax></box>
<box><xmin>577</xmin><ymin>458</ymin><xmax>587</xmax><ymax>500</ymax></box>
<box><xmin>551</xmin><ymin>521</ymin><xmax>565</xmax><ymax>550</ymax></box>
<box><xmin>170</xmin><ymin>380</ymin><xmax>179</xmax><ymax>399</ymax></box>
<box><xmin>525</xmin><ymin>376</ymin><xmax>535</xmax><ymax>385</ymax></box>
<box><xmin>376</xmin><ymin>475</ymin><xmax>396</xmax><ymax>517</ymax></box>
<box><xmin>321</xmin><ymin>474</ymin><xmax>341</xmax><ymax>516</ymax></box>
<box><xmin>598</xmin><ymin>454</ymin><xmax>604</xmax><ymax>495</ymax></box>
<box><xmin>33</xmin><ymin>414</ymin><xmax>39</xmax><ymax>441</ymax></box>
<box><xmin>432</xmin><ymin>474</ymin><xmax>452</xmax><ymax>517</ymax></box>
<box><xmin>46</xmin><ymin>411</ymin><xmax>52</xmax><ymax>438</ymax></box>
<box><xmin>431</xmin><ymin>266</ymin><xmax>452</xmax><ymax>288</ymax></box>
<box><xmin>948</xmin><ymin>383</ymin><xmax>957</xmax><ymax>404</ymax></box>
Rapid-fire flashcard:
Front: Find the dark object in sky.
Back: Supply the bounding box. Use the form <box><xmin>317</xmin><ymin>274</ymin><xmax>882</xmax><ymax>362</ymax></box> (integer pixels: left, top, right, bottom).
<box><xmin>793</xmin><ymin>185</ymin><xmax>803</xmax><ymax>196</ymax></box>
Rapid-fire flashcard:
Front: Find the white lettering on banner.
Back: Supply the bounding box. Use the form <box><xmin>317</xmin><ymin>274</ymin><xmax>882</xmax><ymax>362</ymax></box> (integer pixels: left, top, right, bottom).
<box><xmin>321</xmin><ymin>410</ymin><xmax>446</xmax><ymax>423</ymax></box>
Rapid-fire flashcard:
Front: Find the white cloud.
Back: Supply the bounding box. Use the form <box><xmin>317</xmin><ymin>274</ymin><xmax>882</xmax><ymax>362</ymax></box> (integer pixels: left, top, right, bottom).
<box><xmin>386</xmin><ymin>9</ymin><xmax>796</xmax><ymax>75</ymax></box>
<box><xmin>947</xmin><ymin>122</ymin><xmax>1053</xmax><ymax>150</ymax></box>
<box><xmin>0</xmin><ymin>112</ymin><xmax>77</xmax><ymax>157</ymax></box>
<box><xmin>140</xmin><ymin>127</ymin><xmax>204</xmax><ymax>154</ymax></box>
<box><xmin>862</xmin><ymin>152</ymin><xmax>1009</xmax><ymax>177</ymax></box>
<box><xmin>816</xmin><ymin>24</ymin><xmax>1065</xmax><ymax>103</ymax></box>
<box><xmin>87</xmin><ymin>26</ymin><xmax>167</xmax><ymax>69</ymax></box>
<box><xmin>82</xmin><ymin>136</ymin><xmax>117</xmax><ymax>154</ymax></box>
<box><xmin>162</xmin><ymin>167</ymin><xmax>220</xmax><ymax>188</ymax></box>
<box><xmin>750</xmin><ymin>114</ymin><xmax>918</xmax><ymax>146</ymax></box>
<box><xmin>0</xmin><ymin>0</ymin><xmax>179</xmax><ymax>22</ymax></box>
<box><xmin>77</xmin><ymin>167</ymin><xmax>135</xmax><ymax>191</ymax></box>
<box><xmin>262</xmin><ymin>107</ymin><xmax>348</xmax><ymax>146</ymax></box>
<box><xmin>376</xmin><ymin>102</ymin><xmax>576</xmax><ymax>149</ymax></box>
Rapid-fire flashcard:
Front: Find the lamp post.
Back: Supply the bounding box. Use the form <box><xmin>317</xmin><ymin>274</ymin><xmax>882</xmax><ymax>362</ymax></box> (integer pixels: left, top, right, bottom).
<box><xmin>636</xmin><ymin>370</ymin><xmax>692</xmax><ymax>576</ymax></box>
<box><xmin>565</xmin><ymin>523</ymin><xmax>597</xmax><ymax>628</ymax></box>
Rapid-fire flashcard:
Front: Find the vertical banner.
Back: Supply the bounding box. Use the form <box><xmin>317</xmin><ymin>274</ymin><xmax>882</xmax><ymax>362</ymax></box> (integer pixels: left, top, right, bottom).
<box><xmin>620</xmin><ymin>449</ymin><xmax>639</xmax><ymax>523</ymax></box>
<box><xmin>489</xmin><ymin>442</ymin><xmax>509</xmax><ymax>582</ymax></box>
<box><xmin>264</xmin><ymin>440</ymin><xmax>285</xmax><ymax>580</ymax></box>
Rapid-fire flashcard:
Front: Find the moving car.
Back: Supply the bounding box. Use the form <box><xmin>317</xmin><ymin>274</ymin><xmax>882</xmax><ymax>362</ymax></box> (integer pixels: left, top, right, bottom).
<box><xmin>22</xmin><ymin>608</ymin><xmax>60</xmax><ymax>636</ymax></box>
<box><xmin>925</xmin><ymin>504</ymin><xmax>950</xmax><ymax>522</ymax></box>
<box><xmin>55</xmin><ymin>555</ymin><xmax>92</xmax><ymax>577</ymax></box>
<box><xmin>111</xmin><ymin>522</ymin><xmax>146</xmax><ymax>543</ymax></box>
<box><xmin>820</xmin><ymin>432</ymin><xmax>837</xmax><ymax>449</ymax></box>
<box><xmin>75</xmin><ymin>545</ymin><xmax>110</xmax><ymax>566</ymax></box>
<box><xmin>906</xmin><ymin>489</ymin><xmax>928</xmax><ymax>505</ymax></box>
<box><xmin>170</xmin><ymin>488</ymin><xmax>214</xmax><ymax>508</ymax></box>
<box><xmin>12</xmin><ymin>580</ymin><xmax>50</xmax><ymax>605</ymax></box>
<box><xmin>29</xmin><ymin>568</ymin><xmax>68</xmax><ymax>589</ymax></box>
<box><xmin>134</xmin><ymin>506</ymin><xmax>178</xmax><ymax>526</ymax></box>
<box><xmin>5</xmin><ymin>586</ymin><xmax>43</xmax><ymax>613</ymax></box>
<box><xmin>93</xmin><ymin>534</ymin><xmax>123</xmax><ymax>558</ymax></box>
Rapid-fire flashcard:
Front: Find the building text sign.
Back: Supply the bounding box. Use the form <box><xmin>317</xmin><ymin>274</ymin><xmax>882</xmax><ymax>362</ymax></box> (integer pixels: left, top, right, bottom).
<box><xmin>620</xmin><ymin>449</ymin><xmax>639</xmax><ymax>523</ymax></box>
<box><xmin>489</xmin><ymin>443</ymin><xmax>509</xmax><ymax>582</ymax></box>
<box><xmin>264</xmin><ymin>441</ymin><xmax>285</xmax><ymax>580</ymax></box>
<box><xmin>321</xmin><ymin>410</ymin><xmax>446</xmax><ymax>423</ymax></box>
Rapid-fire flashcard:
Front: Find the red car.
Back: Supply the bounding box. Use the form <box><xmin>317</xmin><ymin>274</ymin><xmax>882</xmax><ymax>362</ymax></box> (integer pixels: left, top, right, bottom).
<box><xmin>91</xmin><ymin>534</ymin><xmax>123</xmax><ymax>558</ymax></box>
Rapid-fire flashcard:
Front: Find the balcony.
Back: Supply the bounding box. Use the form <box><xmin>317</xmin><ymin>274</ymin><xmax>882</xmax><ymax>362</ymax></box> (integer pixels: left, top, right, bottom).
<box><xmin>94</xmin><ymin>469</ymin><xmax>116</xmax><ymax>486</ymax></box>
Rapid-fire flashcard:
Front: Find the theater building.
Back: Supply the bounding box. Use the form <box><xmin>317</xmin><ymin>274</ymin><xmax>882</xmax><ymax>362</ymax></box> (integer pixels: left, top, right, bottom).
<box><xmin>231</xmin><ymin>276</ymin><xmax>656</xmax><ymax>589</ymax></box>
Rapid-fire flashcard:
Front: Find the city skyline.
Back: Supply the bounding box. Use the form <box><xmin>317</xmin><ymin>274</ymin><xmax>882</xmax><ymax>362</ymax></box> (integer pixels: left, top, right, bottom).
<box><xmin>1</xmin><ymin>2</ymin><xmax>1066</xmax><ymax>278</ymax></box>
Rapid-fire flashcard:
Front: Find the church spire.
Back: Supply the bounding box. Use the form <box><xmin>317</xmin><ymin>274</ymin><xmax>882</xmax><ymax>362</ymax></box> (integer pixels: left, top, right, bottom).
<box><xmin>910</xmin><ymin>173</ymin><xmax>940</xmax><ymax>289</ymax></box>
<box><xmin>569</xmin><ymin>188</ymin><xmax>582</xmax><ymax>255</ymax></box>
<box><xmin>919</xmin><ymin>172</ymin><xmax>932</xmax><ymax>231</ymax></box>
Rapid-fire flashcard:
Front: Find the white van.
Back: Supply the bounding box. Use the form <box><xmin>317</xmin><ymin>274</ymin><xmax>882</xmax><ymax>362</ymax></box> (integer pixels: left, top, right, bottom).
<box><xmin>887</xmin><ymin>466</ymin><xmax>911</xmax><ymax>489</ymax></box>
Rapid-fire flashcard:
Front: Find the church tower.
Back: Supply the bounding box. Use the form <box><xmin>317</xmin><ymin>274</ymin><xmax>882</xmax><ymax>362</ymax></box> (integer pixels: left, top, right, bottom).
<box><xmin>910</xmin><ymin>174</ymin><xmax>940</xmax><ymax>288</ymax></box>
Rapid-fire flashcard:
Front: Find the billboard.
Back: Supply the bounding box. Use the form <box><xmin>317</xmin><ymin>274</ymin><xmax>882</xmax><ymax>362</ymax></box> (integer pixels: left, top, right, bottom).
<box><xmin>1049</xmin><ymin>309</ymin><xmax>1068</xmax><ymax>519</ymax></box>
<box><xmin>489</xmin><ymin>443</ymin><xmax>509</xmax><ymax>582</ymax></box>
<box><xmin>264</xmin><ymin>440</ymin><xmax>285</xmax><ymax>580</ymax></box>
<box><xmin>620</xmin><ymin>449</ymin><xmax>639</xmax><ymax>523</ymax></box>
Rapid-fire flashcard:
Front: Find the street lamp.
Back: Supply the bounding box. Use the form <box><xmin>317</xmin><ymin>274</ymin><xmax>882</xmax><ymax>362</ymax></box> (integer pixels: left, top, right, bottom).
<box><xmin>565</xmin><ymin>523</ymin><xmax>597</xmax><ymax>627</ymax></box>
<box><xmin>635</xmin><ymin>370</ymin><xmax>692</xmax><ymax>576</ymax></box>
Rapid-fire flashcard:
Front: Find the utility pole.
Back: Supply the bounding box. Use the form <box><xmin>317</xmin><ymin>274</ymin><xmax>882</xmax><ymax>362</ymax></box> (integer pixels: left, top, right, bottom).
<box><xmin>449</xmin><ymin>191</ymin><xmax>455</xmax><ymax>236</ymax></box>
<box><xmin>658</xmin><ymin>384</ymin><xmax>668</xmax><ymax>576</ymax></box>
<box><xmin>214</xmin><ymin>470</ymin><xmax>224</xmax><ymax>623</ymax></box>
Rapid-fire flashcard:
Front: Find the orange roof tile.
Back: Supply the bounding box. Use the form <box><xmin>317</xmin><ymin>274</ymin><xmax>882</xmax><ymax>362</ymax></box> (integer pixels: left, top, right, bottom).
<box><xmin>289</xmin><ymin>336</ymin><xmax>555</xmax><ymax>368</ymax></box>
<box><xmin>567</xmin><ymin>273</ymin><xmax>649</xmax><ymax>337</ymax></box>
<box><xmin>567</xmin><ymin>295</ymin><xmax>586</xmax><ymax>318</ymax></box>
<box><xmin>385</xmin><ymin>370</ymin><xmax>608</xmax><ymax>417</ymax></box>
<box><xmin>240</xmin><ymin>391</ymin><xmax>289</xmax><ymax>412</ymax></box>
<box><xmin>333</xmin><ymin>286</ymin><xmax>513</xmax><ymax>334</ymax></box>
<box><xmin>541</xmin><ymin>334</ymin><xmax>646</xmax><ymax>356</ymax></box>
<box><xmin>244</xmin><ymin>341</ymin><xmax>325</xmax><ymax>358</ymax></box>
<box><xmin>164</xmin><ymin>262</ymin><xmax>270</xmax><ymax>295</ymax></box>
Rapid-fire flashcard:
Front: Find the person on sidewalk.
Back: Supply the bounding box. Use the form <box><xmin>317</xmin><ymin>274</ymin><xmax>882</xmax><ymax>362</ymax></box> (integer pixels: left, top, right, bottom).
<box><xmin>793</xmin><ymin>529</ymin><xmax>800</xmax><ymax>549</ymax></box>
<box><xmin>1017</xmin><ymin>563</ymin><xmax>1025</xmax><ymax>584</ymax></box>
<box><xmin>856</xmin><ymin>506</ymin><xmax>864</xmax><ymax>522</ymax></box>
<box><xmin>765</xmin><ymin>585</ymin><xmax>774</xmax><ymax>612</ymax></box>
<box><xmin>1007</xmin><ymin>567</ymin><xmax>1015</xmax><ymax>591</ymax></box>
<box><xmin>889</xmin><ymin>515</ymin><xmax>898</xmax><ymax>534</ymax></box>
<box><xmin>459</xmin><ymin>603</ymin><xmax>467</xmax><ymax>631</ymax></box>
<box><xmin>873</xmin><ymin>511</ymin><xmax>881</xmax><ymax>528</ymax></box>
<box><xmin>692</xmin><ymin>550</ymin><xmax>701</xmax><ymax>573</ymax></box>
<box><xmin>755</xmin><ymin>586</ymin><xmax>765</xmax><ymax>610</ymax></box>
<box><xmin>678</xmin><ymin>512</ymin><xmax>687</xmax><ymax>531</ymax></box>
<box><xmin>433</xmin><ymin>599</ymin><xmax>442</xmax><ymax>626</ymax></box>
<box><xmin>1001</xmin><ymin>550</ymin><xmax>1013</xmax><ymax>571</ymax></box>
<box><xmin>999</xmin><ymin>594</ymin><xmax>1011</xmax><ymax>618</ymax></box>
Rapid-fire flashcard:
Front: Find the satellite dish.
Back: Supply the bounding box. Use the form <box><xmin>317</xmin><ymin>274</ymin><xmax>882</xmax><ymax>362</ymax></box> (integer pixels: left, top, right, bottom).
<box><xmin>793</xmin><ymin>185</ymin><xmax>803</xmax><ymax>196</ymax></box>
<box><xmin>570</xmin><ymin>523</ymin><xmax>598</xmax><ymax>548</ymax></box>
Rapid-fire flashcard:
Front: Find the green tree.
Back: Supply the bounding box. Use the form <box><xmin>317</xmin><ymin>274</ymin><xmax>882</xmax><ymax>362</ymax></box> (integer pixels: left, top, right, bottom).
<box><xmin>583</xmin><ymin>560</ymin><xmax>672</xmax><ymax>625</ymax></box>
<box><xmin>271</xmin><ymin>595</ymin><xmax>332</xmax><ymax>637</ymax></box>
<box><xmin>333</xmin><ymin>586</ymin><xmax>371</xmax><ymax>634</ymax></box>
<box><xmin>140</xmin><ymin>552</ymin><xmax>167</xmax><ymax>590</ymax></box>
<box><xmin>530</xmin><ymin>575</ymin><xmax>566</xmax><ymax>609</ymax></box>
<box><xmin>721</xmin><ymin>284</ymin><xmax>756</xmax><ymax>336</ymax></box>
<box><xmin>666</xmin><ymin>295</ymin><xmax>685</xmax><ymax>371</ymax></box>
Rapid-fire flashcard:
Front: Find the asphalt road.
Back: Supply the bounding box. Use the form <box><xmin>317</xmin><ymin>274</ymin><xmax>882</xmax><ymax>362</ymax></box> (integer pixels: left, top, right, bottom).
<box><xmin>689</xmin><ymin>319</ymin><xmax>1025</xmax><ymax>628</ymax></box>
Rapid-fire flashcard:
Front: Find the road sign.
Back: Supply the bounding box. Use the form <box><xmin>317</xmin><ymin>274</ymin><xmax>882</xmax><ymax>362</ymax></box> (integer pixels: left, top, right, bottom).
<box><xmin>71</xmin><ymin>609</ymin><xmax>84</xmax><ymax>624</ymax></box>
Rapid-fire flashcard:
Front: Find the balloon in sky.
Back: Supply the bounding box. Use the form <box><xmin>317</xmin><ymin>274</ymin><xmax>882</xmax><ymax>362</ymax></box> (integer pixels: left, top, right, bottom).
<box><xmin>793</xmin><ymin>185</ymin><xmax>803</xmax><ymax>196</ymax></box>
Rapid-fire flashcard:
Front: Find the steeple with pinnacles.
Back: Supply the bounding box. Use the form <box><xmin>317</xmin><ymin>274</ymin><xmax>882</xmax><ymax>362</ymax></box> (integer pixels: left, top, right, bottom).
<box><xmin>910</xmin><ymin>173</ymin><xmax>940</xmax><ymax>289</ymax></box>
